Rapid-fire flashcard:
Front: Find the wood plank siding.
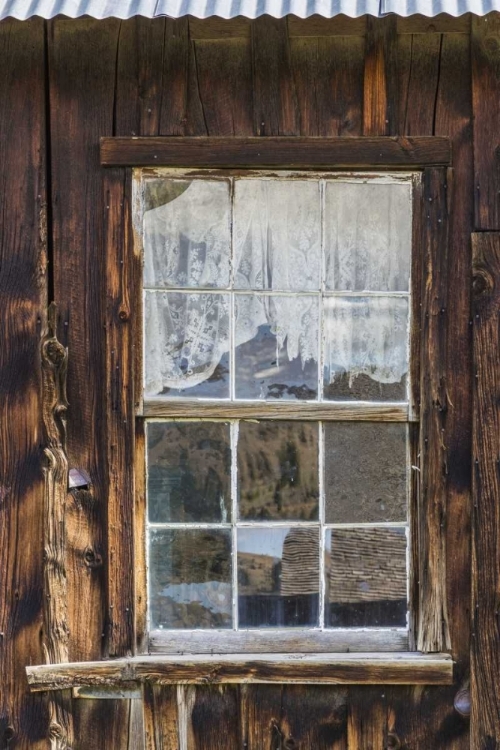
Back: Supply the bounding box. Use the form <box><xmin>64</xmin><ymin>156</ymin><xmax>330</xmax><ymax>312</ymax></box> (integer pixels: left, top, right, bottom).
<box><xmin>0</xmin><ymin>10</ymin><xmax>496</xmax><ymax>749</ymax></box>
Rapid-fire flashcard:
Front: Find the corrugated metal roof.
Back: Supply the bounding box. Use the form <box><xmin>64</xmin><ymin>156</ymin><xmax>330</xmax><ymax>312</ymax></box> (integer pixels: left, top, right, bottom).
<box><xmin>0</xmin><ymin>0</ymin><xmax>497</xmax><ymax>20</ymax></box>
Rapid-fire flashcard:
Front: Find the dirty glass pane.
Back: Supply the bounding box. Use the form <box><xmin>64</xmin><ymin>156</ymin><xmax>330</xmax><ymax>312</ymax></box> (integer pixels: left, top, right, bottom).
<box><xmin>144</xmin><ymin>291</ymin><xmax>230</xmax><ymax>399</ymax></box>
<box><xmin>323</xmin><ymin>296</ymin><xmax>409</xmax><ymax>401</ymax></box>
<box><xmin>149</xmin><ymin>529</ymin><xmax>232</xmax><ymax>629</ymax></box>
<box><xmin>325</xmin><ymin>527</ymin><xmax>407</xmax><ymax>628</ymax></box>
<box><xmin>237</xmin><ymin>527</ymin><xmax>320</xmax><ymax>627</ymax></box>
<box><xmin>237</xmin><ymin>421</ymin><xmax>319</xmax><ymax>521</ymax></box>
<box><xmin>143</xmin><ymin>178</ymin><xmax>231</xmax><ymax>289</ymax></box>
<box><xmin>234</xmin><ymin>179</ymin><xmax>321</xmax><ymax>291</ymax></box>
<box><xmin>147</xmin><ymin>421</ymin><xmax>231</xmax><ymax>523</ymax></box>
<box><xmin>324</xmin><ymin>181</ymin><xmax>412</xmax><ymax>292</ymax></box>
<box><xmin>235</xmin><ymin>294</ymin><xmax>319</xmax><ymax>400</ymax></box>
<box><xmin>324</xmin><ymin>423</ymin><xmax>407</xmax><ymax>523</ymax></box>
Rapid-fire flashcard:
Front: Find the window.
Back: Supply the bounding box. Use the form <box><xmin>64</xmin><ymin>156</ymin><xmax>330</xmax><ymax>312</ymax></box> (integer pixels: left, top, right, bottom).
<box><xmin>135</xmin><ymin>169</ymin><xmax>417</xmax><ymax>653</ymax></box>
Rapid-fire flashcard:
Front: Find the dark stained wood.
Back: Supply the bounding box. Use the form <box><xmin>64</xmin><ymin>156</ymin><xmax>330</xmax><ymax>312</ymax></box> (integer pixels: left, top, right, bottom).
<box><xmin>290</xmin><ymin>36</ymin><xmax>364</xmax><ymax>136</ymax></box>
<box><xmin>398</xmin><ymin>34</ymin><xmax>442</xmax><ymax>135</ymax></box>
<box><xmin>417</xmin><ymin>168</ymin><xmax>451</xmax><ymax>653</ymax></box>
<box><xmin>434</xmin><ymin>32</ymin><xmax>473</xmax><ymax>678</ymax></box>
<box><xmin>471</xmin><ymin>232</ymin><xmax>500</xmax><ymax>749</ymax></box>
<box><xmin>73</xmin><ymin>696</ymin><xmax>145</xmax><ymax>750</ymax></box>
<box><xmin>193</xmin><ymin>39</ymin><xmax>253</xmax><ymax>136</ymax></box>
<box><xmin>0</xmin><ymin>17</ymin><xmax>49</xmax><ymax>749</ymax></box>
<box><xmin>347</xmin><ymin>687</ymin><xmax>387</xmax><ymax>750</ymax></box>
<box><xmin>288</xmin><ymin>14</ymin><xmax>366</xmax><ymax>37</ymax></box>
<box><xmin>472</xmin><ymin>14</ymin><xmax>500</xmax><ymax>230</ymax></box>
<box><xmin>189</xmin><ymin>16</ymin><xmax>251</xmax><ymax>39</ymax></box>
<box><xmin>134</xmin><ymin>421</ymin><xmax>147</xmax><ymax>654</ymax></box>
<box><xmin>363</xmin><ymin>16</ymin><xmax>398</xmax><ymax>136</ymax></box>
<box><xmin>142</xmin><ymin>400</ymin><xmax>411</xmax><ymax>421</ymax></box>
<box><xmin>143</xmin><ymin>684</ymin><xmax>179</xmax><ymax>750</ymax></box>
<box><xmin>49</xmin><ymin>16</ymin><xmax>120</xmax><ymax>666</ymax></box>
<box><xmin>41</xmin><ymin>303</ymin><xmax>74</xmax><ymax>748</ymax></box>
<box><xmin>26</xmin><ymin>653</ymin><xmax>454</xmax><ymax>692</ymax></box>
<box><xmin>101</xmin><ymin>135</ymin><xmax>452</xmax><ymax>167</ymax></box>
<box><xmin>279</xmin><ymin>686</ymin><xmax>348</xmax><ymax>749</ymax></box>
<box><xmin>251</xmin><ymin>16</ymin><xmax>300</xmax><ymax>136</ymax></box>
<box><xmin>397</xmin><ymin>14</ymin><xmax>471</xmax><ymax>34</ymax></box>
<box><xmin>103</xmin><ymin>170</ymin><xmax>136</xmax><ymax>657</ymax></box>
<box><xmin>188</xmin><ymin>686</ymin><xmax>240</xmax><ymax>749</ymax></box>
<box><xmin>159</xmin><ymin>19</ymin><xmax>190</xmax><ymax>136</ymax></box>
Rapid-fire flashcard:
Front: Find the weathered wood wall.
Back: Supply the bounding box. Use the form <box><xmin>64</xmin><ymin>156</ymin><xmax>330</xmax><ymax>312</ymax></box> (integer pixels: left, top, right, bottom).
<box><xmin>0</xmin><ymin>11</ymin><xmax>498</xmax><ymax>749</ymax></box>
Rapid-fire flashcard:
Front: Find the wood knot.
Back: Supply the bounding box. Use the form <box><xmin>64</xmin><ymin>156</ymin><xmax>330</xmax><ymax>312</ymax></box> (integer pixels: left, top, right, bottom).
<box><xmin>4</xmin><ymin>726</ymin><xmax>15</xmax><ymax>742</ymax></box>
<box><xmin>83</xmin><ymin>546</ymin><xmax>103</xmax><ymax>569</ymax></box>
<box><xmin>118</xmin><ymin>308</ymin><xmax>129</xmax><ymax>322</ymax></box>
<box><xmin>386</xmin><ymin>733</ymin><xmax>401</xmax><ymax>749</ymax></box>
<box><xmin>473</xmin><ymin>268</ymin><xmax>494</xmax><ymax>299</ymax></box>
<box><xmin>45</xmin><ymin>339</ymin><xmax>66</xmax><ymax>367</ymax></box>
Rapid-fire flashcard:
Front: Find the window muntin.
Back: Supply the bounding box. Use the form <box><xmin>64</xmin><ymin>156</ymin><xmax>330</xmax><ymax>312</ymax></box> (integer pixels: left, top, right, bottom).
<box><xmin>136</xmin><ymin>170</ymin><xmax>414</xmax><ymax>640</ymax></box>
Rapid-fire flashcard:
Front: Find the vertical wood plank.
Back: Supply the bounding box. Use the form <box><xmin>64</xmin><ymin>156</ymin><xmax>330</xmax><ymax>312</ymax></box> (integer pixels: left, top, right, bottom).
<box><xmin>187</xmin><ymin>686</ymin><xmax>240</xmax><ymax>750</ymax></box>
<box><xmin>434</xmin><ymin>32</ymin><xmax>473</xmax><ymax>678</ymax></box>
<box><xmin>159</xmin><ymin>19</ymin><xmax>190</xmax><ymax>136</ymax></box>
<box><xmin>347</xmin><ymin>687</ymin><xmax>387</xmax><ymax>750</ymax></box>
<box><xmin>398</xmin><ymin>34</ymin><xmax>442</xmax><ymax>135</ymax></box>
<box><xmin>418</xmin><ymin>167</ymin><xmax>451</xmax><ymax>653</ymax></box>
<box><xmin>471</xmin><ymin>232</ymin><xmax>500</xmax><ymax>749</ymax></box>
<box><xmin>240</xmin><ymin>685</ymin><xmax>284</xmax><ymax>750</ymax></box>
<box><xmin>472</xmin><ymin>14</ymin><xmax>500</xmax><ymax>230</ymax></box>
<box><xmin>363</xmin><ymin>16</ymin><xmax>398</xmax><ymax>136</ymax></box>
<box><xmin>280</xmin><ymin>686</ymin><xmax>348</xmax><ymax>750</ymax></box>
<box><xmin>143</xmin><ymin>684</ymin><xmax>179</xmax><ymax>750</ymax></box>
<box><xmin>193</xmin><ymin>39</ymin><xmax>253</xmax><ymax>136</ymax></box>
<box><xmin>290</xmin><ymin>36</ymin><xmax>364</xmax><ymax>137</ymax></box>
<box><xmin>0</xmin><ymin>17</ymin><xmax>49</xmax><ymax>750</ymax></box>
<box><xmin>251</xmin><ymin>17</ymin><xmax>300</xmax><ymax>136</ymax></box>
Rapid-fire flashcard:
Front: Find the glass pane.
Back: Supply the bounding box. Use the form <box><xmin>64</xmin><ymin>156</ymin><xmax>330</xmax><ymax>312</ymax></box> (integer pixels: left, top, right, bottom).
<box><xmin>235</xmin><ymin>294</ymin><xmax>318</xmax><ymax>400</ymax></box>
<box><xmin>325</xmin><ymin>527</ymin><xmax>407</xmax><ymax>627</ymax></box>
<box><xmin>324</xmin><ymin>423</ymin><xmax>407</xmax><ymax>523</ymax></box>
<box><xmin>237</xmin><ymin>527</ymin><xmax>320</xmax><ymax>627</ymax></box>
<box><xmin>234</xmin><ymin>179</ymin><xmax>321</xmax><ymax>291</ymax></box>
<box><xmin>148</xmin><ymin>421</ymin><xmax>231</xmax><ymax>523</ymax></box>
<box><xmin>324</xmin><ymin>181</ymin><xmax>412</xmax><ymax>292</ymax></box>
<box><xmin>149</xmin><ymin>529</ymin><xmax>232</xmax><ymax>629</ymax></box>
<box><xmin>323</xmin><ymin>296</ymin><xmax>409</xmax><ymax>401</ymax></box>
<box><xmin>143</xmin><ymin>178</ymin><xmax>231</xmax><ymax>289</ymax></box>
<box><xmin>144</xmin><ymin>291</ymin><xmax>230</xmax><ymax>399</ymax></box>
<box><xmin>237</xmin><ymin>421</ymin><xmax>319</xmax><ymax>521</ymax></box>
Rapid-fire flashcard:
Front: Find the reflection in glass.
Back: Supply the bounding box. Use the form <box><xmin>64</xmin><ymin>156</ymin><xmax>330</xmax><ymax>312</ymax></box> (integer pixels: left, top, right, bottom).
<box><xmin>143</xmin><ymin>178</ymin><xmax>231</xmax><ymax>289</ymax></box>
<box><xmin>237</xmin><ymin>421</ymin><xmax>319</xmax><ymax>520</ymax></box>
<box><xmin>237</xmin><ymin>527</ymin><xmax>320</xmax><ymax>627</ymax></box>
<box><xmin>324</xmin><ymin>180</ymin><xmax>412</xmax><ymax>292</ymax></box>
<box><xmin>149</xmin><ymin>529</ymin><xmax>232</xmax><ymax>629</ymax></box>
<box><xmin>148</xmin><ymin>421</ymin><xmax>231</xmax><ymax>523</ymax></box>
<box><xmin>235</xmin><ymin>295</ymin><xmax>318</xmax><ymax>400</ymax></box>
<box><xmin>323</xmin><ymin>296</ymin><xmax>409</xmax><ymax>401</ymax></box>
<box><xmin>144</xmin><ymin>291</ymin><xmax>230</xmax><ymax>399</ymax></box>
<box><xmin>324</xmin><ymin>423</ymin><xmax>407</xmax><ymax>523</ymax></box>
<box><xmin>233</xmin><ymin>179</ymin><xmax>321</xmax><ymax>291</ymax></box>
<box><xmin>325</xmin><ymin>527</ymin><xmax>407</xmax><ymax>627</ymax></box>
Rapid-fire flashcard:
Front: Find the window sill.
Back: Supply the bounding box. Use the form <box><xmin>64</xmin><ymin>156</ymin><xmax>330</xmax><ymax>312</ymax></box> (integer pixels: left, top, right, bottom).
<box><xmin>26</xmin><ymin>652</ymin><xmax>453</xmax><ymax>692</ymax></box>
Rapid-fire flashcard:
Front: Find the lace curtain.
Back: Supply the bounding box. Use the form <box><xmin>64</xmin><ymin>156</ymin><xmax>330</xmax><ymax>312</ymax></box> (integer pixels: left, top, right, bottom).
<box><xmin>143</xmin><ymin>177</ymin><xmax>410</xmax><ymax>397</ymax></box>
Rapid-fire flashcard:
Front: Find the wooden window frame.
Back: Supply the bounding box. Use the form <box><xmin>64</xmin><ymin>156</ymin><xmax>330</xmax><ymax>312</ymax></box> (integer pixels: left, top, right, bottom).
<box><xmin>24</xmin><ymin>136</ymin><xmax>453</xmax><ymax>692</ymax></box>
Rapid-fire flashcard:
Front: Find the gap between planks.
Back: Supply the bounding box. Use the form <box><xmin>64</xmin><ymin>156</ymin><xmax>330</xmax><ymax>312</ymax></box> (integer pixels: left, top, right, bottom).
<box><xmin>26</xmin><ymin>653</ymin><xmax>453</xmax><ymax>692</ymax></box>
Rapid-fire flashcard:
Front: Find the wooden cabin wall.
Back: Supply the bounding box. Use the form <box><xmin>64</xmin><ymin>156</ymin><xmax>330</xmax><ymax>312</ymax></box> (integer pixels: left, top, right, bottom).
<box><xmin>2</xmin><ymin>11</ymin><xmax>500</xmax><ymax>749</ymax></box>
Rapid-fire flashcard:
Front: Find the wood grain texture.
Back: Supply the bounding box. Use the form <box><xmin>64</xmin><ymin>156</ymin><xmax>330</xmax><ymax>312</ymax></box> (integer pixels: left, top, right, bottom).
<box><xmin>149</xmin><ymin>630</ymin><xmax>409</xmax><ymax>654</ymax></box>
<box><xmin>143</xmin><ymin>684</ymin><xmax>179</xmax><ymax>750</ymax></box>
<box><xmin>363</xmin><ymin>16</ymin><xmax>398</xmax><ymax>136</ymax></box>
<box><xmin>397</xmin><ymin>14</ymin><xmax>470</xmax><ymax>34</ymax></box>
<box><xmin>398</xmin><ymin>34</ymin><xmax>442</xmax><ymax>136</ymax></box>
<box><xmin>142</xmin><ymin>400</ymin><xmax>411</xmax><ymax>421</ymax></box>
<box><xmin>193</xmin><ymin>39</ymin><xmax>253</xmax><ymax>136</ymax></box>
<box><xmin>41</xmin><ymin>303</ymin><xmax>74</xmax><ymax>749</ymax></box>
<box><xmin>101</xmin><ymin>135</ymin><xmax>452</xmax><ymax>167</ymax></box>
<box><xmin>417</xmin><ymin>168</ymin><xmax>451</xmax><ymax>653</ymax></box>
<box><xmin>0</xmin><ymin>17</ymin><xmax>49</xmax><ymax>749</ymax></box>
<box><xmin>251</xmin><ymin>17</ymin><xmax>299</xmax><ymax>136</ymax></box>
<box><xmin>434</xmin><ymin>32</ymin><xmax>473</xmax><ymax>678</ymax></box>
<box><xmin>26</xmin><ymin>653</ymin><xmax>454</xmax><ymax>692</ymax></box>
<box><xmin>472</xmin><ymin>14</ymin><xmax>500</xmax><ymax>230</ymax></box>
<box><xmin>290</xmin><ymin>36</ymin><xmax>364</xmax><ymax>136</ymax></box>
<box><xmin>471</xmin><ymin>233</ymin><xmax>500</xmax><ymax>749</ymax></box>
